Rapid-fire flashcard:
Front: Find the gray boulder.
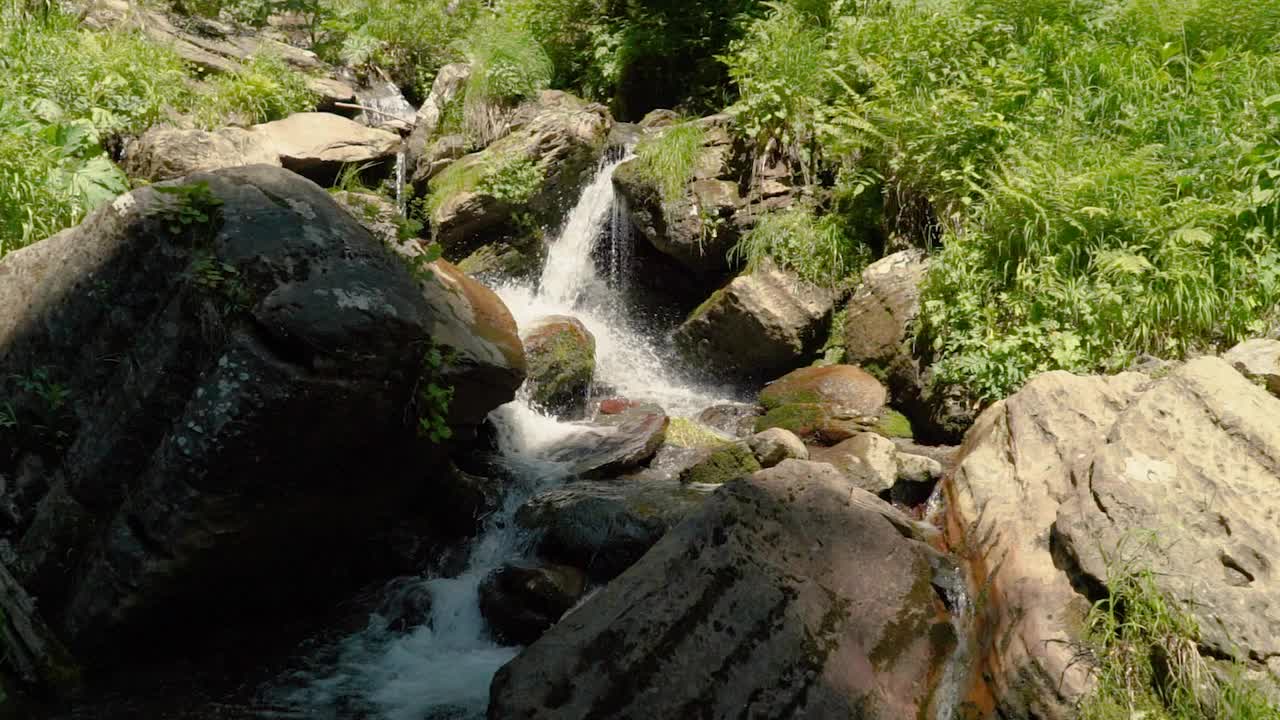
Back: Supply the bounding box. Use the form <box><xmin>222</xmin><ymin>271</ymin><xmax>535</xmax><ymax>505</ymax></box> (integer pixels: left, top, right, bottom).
<box><xmin>490</xmin><ymin>460</ymin><xmax>958</xmax><ymax>719</ymax></box>
<box><xmin>406</xmin><ymin>63</ymin><xmax>473</xmax><ymax>185</ymax></box>
<box><xmin>746</xmin><ymin>427</ymin><xmax>808</xmax><ymax>467</ymax></box>
<box><xmin>125</xmin><ymin>113</ymin><xmax>402</xmax><ymax>184</ymax></box>
<box><xmin>0</xmin><ymin>166</ymin><xmax>523</xmax><ymax>661</ymax></box>
<box><xmin>673</xmin><ymin>259</ymin><xmax>836</xmax><ymax>380</ymax></box>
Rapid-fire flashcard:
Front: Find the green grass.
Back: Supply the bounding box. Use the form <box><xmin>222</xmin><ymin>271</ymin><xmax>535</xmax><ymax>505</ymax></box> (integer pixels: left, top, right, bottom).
<box><xmin>632</xmin><ymin>122</ymin><xmax>707</xmax><ymax>205</ymax></box>
<box><xmin>1079</xmin><ymin>536</ymin><xmax>1279</xmax><ymax>719</ymax></box>
<box><xmin>460</xmin><ymin>17</ymin><xmax>554</xmax><ymax>144</ymax></box>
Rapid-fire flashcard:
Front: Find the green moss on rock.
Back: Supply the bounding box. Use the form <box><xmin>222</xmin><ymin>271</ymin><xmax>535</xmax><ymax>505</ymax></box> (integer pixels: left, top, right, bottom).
<box><xmin>680</xmin><ymin>443</ymin><xmax>762</xmax><ymax>485</ymax></box>
<box><xmin>666</xmin><ymin>417</ymin><xmax>731</xmax><ymax>449</ymax></box>
<box><xmin>874</xmin><ymin>409</ymin><xmax>914</xmax><ymax>439</ymax></box>
<box><xmin>755</xmin><ymin>403</ymin><xmax>828</xmax><ymax>436</ymax></box>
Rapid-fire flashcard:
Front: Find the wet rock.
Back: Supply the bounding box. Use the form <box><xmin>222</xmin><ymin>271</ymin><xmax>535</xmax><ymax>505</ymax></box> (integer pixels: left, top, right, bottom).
<box><xmin>947</xmin><ymin>357</ymin><xmax>1280</xmax><ymax>717</ymax></box>
<box><xmin>678</xmin><ymin>442</ymin><xmax>761</xmax><ymax>486</ymax></box>
<box><xmin>429</xmin><ymin>91</ymin><xmax>611</xmax><ymax>256</ymax></box>
<box><xmin>662</xmin><ymin>417</ymin><xmax>732</xmax><ymax>450</ymax></box>
<box><xmin>434</xmin><ymin>464</ymin><xmax>504</xmax><ymax>537</ymax></box>
<box><xmin>673</xmin><ymin>260</ymin><xmax>836</xmax><ymax>381</ymax></box>
<box><xmin>695</xmin><ymin>403</ymin><xmax>762</xmax><ymax>438</ymax></box>
<box><xmin>894</xmin><ymin>453</ymin><xmax>943</xmax><ymax>505</ymax></box>
<box><xmin>516</xmin><ymin>479</ymin><xmax>709</xmax><ymax>580</ymax></box>
<box><xmin>490</xmin><ymin>460</ymin><xmax>956</xmax><ymax>720</ymax></box>
<box><xmin>479</xmin><ymin>563</ymin><xmax>586</xmax><ymax>646</ymax></box>
<box><xmin>746</xmin><ymin>428</ymin><xmax>808</xmax><ymax>468</ymax></box>
<box><xmin>125</xmin><ymin>113</ymin><xmax>401</xmax><ymax>184</ymax></box>
<box><xmin>612</xmin><ymin>114</ymin><xmax>775</xmax><ymax>275</ymax></box>
<box><xmin>0</xmin><ymin>166</ymin><xmax>520</xmax><ymax>660</ymax></box>
<box><xmin>521</xmin><ymin>316</ymin><xmax>596</xmax><ymax>418</ymax></box>
<box><xmin>354</xmin><ymin>81</ymin><xmax>416</xmax><ymax>133</ymax></box>
<box><xmin>377</xmin><ymin>576</ymin><xmax>434</xmax><ymax>632</ymax></box>
<box><xmin>543</xmin><ymin>410</ymin><xmax>669</xmax><ymax>479</ymax></box>
<box><xmin>1223</xmin><ymin>338</ymin><xmax>1280</xmax><ymax>397</ymax></box>
<box><xmin>753</xmin><ymin>402</ymin><xmax>869</xmax><ymax>445</ymax></box>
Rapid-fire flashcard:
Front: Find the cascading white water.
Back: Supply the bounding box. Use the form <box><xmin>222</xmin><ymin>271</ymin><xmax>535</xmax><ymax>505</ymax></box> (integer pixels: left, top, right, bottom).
<box><xmin>277</xmin><ymin>151</ymin><xmax>731</xmax><ymax>720</ymax></box>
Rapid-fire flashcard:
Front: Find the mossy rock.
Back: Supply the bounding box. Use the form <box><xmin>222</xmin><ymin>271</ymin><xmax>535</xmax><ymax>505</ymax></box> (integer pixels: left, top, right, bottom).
<box><xmin>679</xmin><ymin>443</ymin><xmax>761</xmax><ymax>486</ymax></box>
<box><xmin>874</xmin><ymin>409</ymin><xmax>914</xmax><ymax>439</ymax></box>
<box><xmin>755</xmin><ymin>403</ymin><xmax>867</xmax><ymax>446</ymax></box>
<box><xmin>523</xmin><ymin>316</ymin><xmax>596</xmax><ymax>417</ymax></box>
<box><xmin>759</xmin><ymin>365</ymin><xmax>887</xmax><ymax>416</ymax></box>
<box><xmin>665</xmin><ymin>417</ymin><xmax>732</xmax><ymax>449</ymax></box>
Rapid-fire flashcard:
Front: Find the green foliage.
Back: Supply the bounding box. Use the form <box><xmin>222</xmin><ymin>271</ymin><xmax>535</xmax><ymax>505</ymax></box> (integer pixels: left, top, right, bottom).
<box><xmin>415</xmin><ymin>342</ymin><xmax>454</xmax><ymax>443</ymax></box>
<box><xmin>730</xmin><ymin>203</ymin><xmax>871</xmax><ymax>286</ymax></box>
<box><xmin>633</xmin><ymin>122</ymin><xmax>707</xmax><ymax>205</ymax></box>
<box><xmin>723</xmin><ymin>0</ymin><xmax>1280</xmax><ymax>401</ymax></box>
<box><xmin>0</xmin><ymin>11</ymin><xmax>190</xmax><ymax>257</ymax></box>
<box><xmin>191</xmin><ymin>53</ymin><xmax>317</xmax><ymax>128</ymax></box>
<box><xmin>1</xmin><ymin>367</ymin><xmax>75</xmax><ymax>459</ymax></box>
<box><xmin>477</xmin><ymin>155</ymin><xmax>543</xmax><ymax>206</ymax></box>
<box><xmin>461</xmin><ymin>17</ymin><xmax>554</xmax><ymax>142</ymax></box>
<box><xmin>318</xmin><ymin>0</ymin><xmax>482</xmax><ymax>97</ymax></box>
<box><xmin>1079</xmin><ymin>534</ymin><xmax>1280</xmax><ymax>719</ymax></box>
<box><xmin>150</xmin><ymin>182</ymin><xmax>225</xmax><ymax>238</ymax></box>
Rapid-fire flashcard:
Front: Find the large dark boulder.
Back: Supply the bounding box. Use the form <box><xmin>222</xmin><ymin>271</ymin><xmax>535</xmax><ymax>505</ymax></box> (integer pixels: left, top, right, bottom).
<box><xmin>0</xmin><ymin>166</ymin><xmax>523</xmax><ymax>664</ymax></box>
<box><xmin>490</xmin><ymin>460</ymin><xmax>958</xmax><ymax>719</ymax></box>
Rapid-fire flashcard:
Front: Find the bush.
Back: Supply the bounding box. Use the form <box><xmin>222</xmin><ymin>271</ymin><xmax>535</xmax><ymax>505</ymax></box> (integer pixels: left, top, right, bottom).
<box><xmin>0</xmin><ymin>11</ymin><xmax>189</xmax><ymax>257</ymax></box>
<box><xmin>191</xmin><ymin>53</ymin><xmax>317</xmax><ymax>128</ymax></box>
<box><xmin>724</xmin><ymin>0</ymin><xmax>1280</xmax><ymax>401</ymax></box>
<box><xmin>729</xmin><ymin>203</ymin><xmax>870</xmax><ymax>286</ymax></box>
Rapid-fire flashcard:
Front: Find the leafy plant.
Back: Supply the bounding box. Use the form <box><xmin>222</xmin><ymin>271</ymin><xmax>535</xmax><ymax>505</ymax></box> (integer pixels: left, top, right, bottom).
<box><xmin>477</xmin><ymin>154</ymin><xmax>542</xmax><ymax>206</ymax></box>
<box><xmin>150</xmin><ymin>182</ymin><xmax>225</xmax><ymax>238</ymax></box>
<box><xmin>191</xmin><ymin>53</ymin><xmax>317</xmax><ymax>129</ymax></box>
<box><xmin>414</xmin><ymin>340</ymin><xmax>454</xmax><ymax>443</ymax></box>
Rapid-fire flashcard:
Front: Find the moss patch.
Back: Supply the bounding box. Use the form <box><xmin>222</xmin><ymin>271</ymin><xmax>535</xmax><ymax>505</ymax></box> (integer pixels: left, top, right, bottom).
<box><xmin>758</xmin><ymin>388</ymin><xmax>822</xmax><ymax>411</ymax></box>
<box><xmin>665</xmin><ymin>418</ymin><xmax>731</xmax><ymax>449</ymax></box>
<box><xmin>680</xmin><ymin>443</ymin><xmax>762</xmax><ymax>485</ymax></box>
<box><xmin>688</xmin><ymin>288</ymin><xmax>726</xmax><ymax>322</ymax></box>
<box><xmin>526</xmin><ymin>326</ymin><xmax>595</xmax><ymax>409</ymax></box>
<box><xmin>755</xmin><ymin>403</ymin><xmax>828</xmax><ymax>437</ymax></box>
<box><xmin>874</xmin><ymin>409</ymin><xmax>914</xmax><ymax>439</ymax></box>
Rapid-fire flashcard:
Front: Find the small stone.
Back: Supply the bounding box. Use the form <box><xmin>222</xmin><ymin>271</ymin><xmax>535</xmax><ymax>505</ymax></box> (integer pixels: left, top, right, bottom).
<box><xmin>747</xmin><ymin>428</ymin><xmax>808</xmax><ymax>468</ymax></box>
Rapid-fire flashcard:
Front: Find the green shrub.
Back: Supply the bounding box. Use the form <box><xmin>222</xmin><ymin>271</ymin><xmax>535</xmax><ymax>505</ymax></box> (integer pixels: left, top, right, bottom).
<box><xmin>729</xmin><ymin>204</ymin><xmax>871</xmax><ymax>286</ymax></box>
<box><xmin>461</xmin><ymin>17</ymin><xmax>554</xmax><ymax>143</ymax></box>
<box><xmin>0</xmin><ymin>11</ymin><xmax>189</xmax><ymax>257</ymax></box>
<box><xmin>632</xmin><ymin>122</ymin><xmax>707</xmax><ymax>204</ymax></box>
<box><xmin>722</xmin><ymin>0</ymin><xmax>1280</xmax><ymax>401</ymax></box>
<box><xmin>192</xmin><ymin>53</ymin><xmax>317</xmax><ymax>128</ymax></box>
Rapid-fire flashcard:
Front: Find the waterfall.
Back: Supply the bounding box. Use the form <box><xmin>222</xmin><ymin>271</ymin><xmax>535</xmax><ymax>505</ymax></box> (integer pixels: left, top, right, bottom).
<box><xmin>275</xmin><ymin>152</ymin><xmax>731</xmax><ymax>720</ymax></box>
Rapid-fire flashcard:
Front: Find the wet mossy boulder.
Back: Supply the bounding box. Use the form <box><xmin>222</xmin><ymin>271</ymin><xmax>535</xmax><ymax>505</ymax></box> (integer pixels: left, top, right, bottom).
<box><xmin>760</xmin><ymin>365</ymin><xmax>887</xmax><ymax>415</ymax></box>
<box><xmin>663</xmin><ymin>417</ymin><xmax>732</xmax><ymax>449</ymax></box>
<box><xmin>678</xmin><ymin>442</ymin><xmax>761</xmax><ymax>486</ymax></box>
<box><xmin>521</xmin><ymin>316</ymin><xmax>596</xmax><ymax>418</ymax></box>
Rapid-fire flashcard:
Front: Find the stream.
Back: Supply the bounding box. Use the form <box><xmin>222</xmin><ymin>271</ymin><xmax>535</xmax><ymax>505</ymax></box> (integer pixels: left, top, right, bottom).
<box><xmin>272</xmin><ymin>153</ymin><xmax>737</xmax><ymax>720</ymax></box>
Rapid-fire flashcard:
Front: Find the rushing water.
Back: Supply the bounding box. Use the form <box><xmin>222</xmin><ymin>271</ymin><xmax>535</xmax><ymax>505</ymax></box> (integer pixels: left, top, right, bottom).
<box><xmin>276</xmin><ymin>152</ymin><xmax>730</xmax><ymax>720</ymax></box>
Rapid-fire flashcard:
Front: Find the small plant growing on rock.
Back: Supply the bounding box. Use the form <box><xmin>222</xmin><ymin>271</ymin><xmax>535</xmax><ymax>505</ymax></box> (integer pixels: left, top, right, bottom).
<box><xmin>149</xmin><ymin>181</ymin><xmax>224</xmax><ymax>241</ymax></box>
<box><xmin>414</xmin><ymin>342</ymin><xmax>454</xmax><ymax>444</ymax></box>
